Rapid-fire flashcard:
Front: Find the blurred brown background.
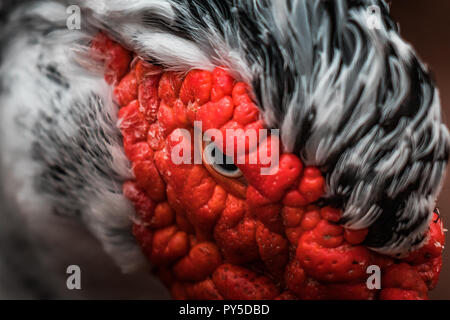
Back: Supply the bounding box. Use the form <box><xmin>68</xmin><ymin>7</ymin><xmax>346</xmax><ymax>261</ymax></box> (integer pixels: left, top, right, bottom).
<box><xmin>390</xmin><ymin>0</ymin><xmax>450</xmax><ymax>299</ymax></box>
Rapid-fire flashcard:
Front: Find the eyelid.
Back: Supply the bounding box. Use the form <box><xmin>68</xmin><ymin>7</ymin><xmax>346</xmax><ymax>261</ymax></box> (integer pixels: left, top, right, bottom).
<box><xmin>203</xmin><ymin>159</ymin><xmax>247</xmax><ymax>198</ymax></box>
<box><xmin>201</xmin><ymin>141</ymin><xmax>247</xmax><ymax>198</ymax></box>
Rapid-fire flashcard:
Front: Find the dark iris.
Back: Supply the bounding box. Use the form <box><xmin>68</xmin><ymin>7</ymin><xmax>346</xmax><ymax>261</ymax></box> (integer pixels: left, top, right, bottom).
<box><xmin>210</xmin><ymin>147</ymin><xmax>239</xmax><ymax>173</ymax></box>
<box><xmin>204</xmin><ymin>143</ymin><xmax>242</xmax><ymax>178</ymax></box>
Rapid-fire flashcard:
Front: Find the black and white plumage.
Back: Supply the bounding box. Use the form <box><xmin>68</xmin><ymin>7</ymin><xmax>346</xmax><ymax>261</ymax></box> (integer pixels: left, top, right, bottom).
<box><xmin>0</xmin><ymin>0</ymin><xmax>448</xmax><ymax>296</ymax></box>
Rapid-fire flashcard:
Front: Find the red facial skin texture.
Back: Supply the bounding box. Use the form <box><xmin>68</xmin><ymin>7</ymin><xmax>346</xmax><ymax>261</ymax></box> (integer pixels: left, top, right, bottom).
<box><xmin>92</xmin><ymin>33</ymin><xmax>446</xmax><ymax>300</ymax></box>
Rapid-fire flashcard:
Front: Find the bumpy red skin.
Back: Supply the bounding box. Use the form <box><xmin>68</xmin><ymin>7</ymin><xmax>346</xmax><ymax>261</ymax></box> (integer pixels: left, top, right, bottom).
<box><xmin>92</xmin><ymin>33</ymin><xmax>446</xmax><ymax>300</ymax></box>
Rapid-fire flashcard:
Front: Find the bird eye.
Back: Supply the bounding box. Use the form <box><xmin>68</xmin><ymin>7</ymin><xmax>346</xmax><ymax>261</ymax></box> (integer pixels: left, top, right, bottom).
<box><xmin>203</xmin><ymin>142</ymin><xmax>243</xmax><ymax>178</ymax></box>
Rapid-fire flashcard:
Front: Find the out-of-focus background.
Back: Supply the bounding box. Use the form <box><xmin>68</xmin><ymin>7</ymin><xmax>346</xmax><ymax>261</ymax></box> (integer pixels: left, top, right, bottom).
<box><xmin>390</xmin><ymin>0</ymin><xmax>450</xmax><ymax>299</ymax></box>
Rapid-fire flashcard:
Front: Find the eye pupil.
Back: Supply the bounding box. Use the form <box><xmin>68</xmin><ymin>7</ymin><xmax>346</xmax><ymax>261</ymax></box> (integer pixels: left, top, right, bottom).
<box><xmin>209</xmin><ymin>147</ymin><xmax>235</xmax><ymax>171</ymax></box>
<box><xmin>212</xmin><ymin>147</ymin><xmax>238</xmax><ymax>172</ymax></box>
<box><xmin>204</xmin><ymin>143</ymin><xmax>242</xmax><ymax>178</ymax></box>
<box><xmin>217</xmin><ymin>162</ymin><xmax>239</xmax><ymax>172</ymax></box>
